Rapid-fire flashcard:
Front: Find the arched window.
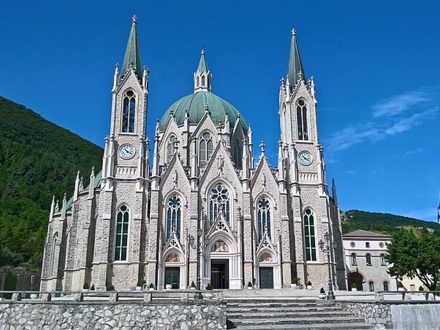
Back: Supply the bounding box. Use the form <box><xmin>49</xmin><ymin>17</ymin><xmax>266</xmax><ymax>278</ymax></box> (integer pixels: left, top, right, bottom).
<box><xmin>369</xmin><ymin>281</ymin><xmax>375</xmax><ymax>292</ymax></box>
<box><xmin>209</xmin><ymin>184</ymin><xmax>230</xmax><ymax>224</ymax></box>
<box><xmin>197</xmin><ymin>76</ymin><xmax>200</xmax><ymax>86</ymax></box>
<box><xmin>296</xmin><ymin>99</ymin><xmax>308</xmax><ymax>140</ymax></box>
<box><xmin>366</xmin><ymin>253</ymin><xmax>372</xmax><ymax>265</ymax></box>
<box><xmin>351</xmin><ymin>253</ymin><xmax>357</xmax><ymax>266</ymax></box>
<box><xmin>380</xmin><ymin>253</ymin><xmax>386</xmax><ymax>266</ymax></box>
<box><xmin>199</xmin><ymin>131</ymin><xmax>214</xmax><ymax>166</ymax></box>
<box><xmin>202</xmin><ymin>75</ymin><xmax>206</xmax><ymax>86</ymax></box>
<box><xmin>166</xmin><ymin>195</ymin><xmax>181</xmax><ymax>240</ymax></box>
<box><xmin>122</xmin><ymin>90</ymin><xmax>136</xmax><ymax>133</ymax></box>
<box><xmin>166</xmin><ymin>135</ymin><xmax>177</xmax><ymax>163</ymax></box>
<box><xmin>257</xmin><ymin>197</ymin><xmax>271</xmax><ymax>241</ymax></box>
<box><xmin>383</xmin><ymin>281</ymin><xmax>389</xmax><ymax>291</ymax></box>
<box><xmin>49</xmin><ymin>233</ymin><xmax>60</xmax><ymax>277</ymax></box>
<box><xmin>234</xmin><ymin>139</ymin><xmax>241</xmax><ymax>168</ymax></box>
<box><xmin>304</xmin><ymin>209</ymin><xmax>316</xmax><ymax>261</ymax></box>
<box><xmin>115</xmin><ymin>205</ymin><xmax>129</xmax><ymax>261</ymax></box>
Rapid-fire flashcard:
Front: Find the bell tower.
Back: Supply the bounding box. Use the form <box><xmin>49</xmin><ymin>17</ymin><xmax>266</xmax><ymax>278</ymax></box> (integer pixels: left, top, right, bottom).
<box><xmin>102</xmin><ymin>16</ymin><xmax>149</xmax><ymax>187</ymax></box>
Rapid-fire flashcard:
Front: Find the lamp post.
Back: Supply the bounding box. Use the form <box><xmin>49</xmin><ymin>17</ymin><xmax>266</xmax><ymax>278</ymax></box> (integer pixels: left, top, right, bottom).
<box><xmin>319</xmin><ymin>232</ymin><xmax>336</xmax><ymax>300</ymax></box>
<box><xmin>189</xmin><ymin>228</ymin><xmax>204</xmax><ymax>299</ymax></box>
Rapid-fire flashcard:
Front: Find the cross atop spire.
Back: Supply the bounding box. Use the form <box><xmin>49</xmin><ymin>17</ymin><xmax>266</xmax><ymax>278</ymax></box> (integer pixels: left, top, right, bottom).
<box><xmin>288</xmin><ymin>27</ymin><xmax>306</xmax><ymax>87</ymax></box>
<box><xmin>121</xmin><ymin>15</ymin><xmax>143</xmax><ymax>78</ymax></box>
<box><xmin>194</xmin><ymin>49</ymin><xmax>212</xmax><ymax>93</ymax></box>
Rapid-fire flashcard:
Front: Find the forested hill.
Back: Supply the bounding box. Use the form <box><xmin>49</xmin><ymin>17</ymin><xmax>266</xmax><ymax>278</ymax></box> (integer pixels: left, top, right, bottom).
<box><xmin>342</xmin><ymin>210</ymin><xmax>440</xmax><ymax>235</ymax></box>
<box><xmin>0</xmin><ymin>96</ymin><xmax>103</xmax><ymax>270</ymax></box>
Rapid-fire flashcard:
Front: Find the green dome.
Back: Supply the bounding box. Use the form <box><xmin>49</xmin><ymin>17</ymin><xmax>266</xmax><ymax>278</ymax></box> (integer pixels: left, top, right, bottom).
<box><xmin>159</xmin><ymin>91</ymin><xmax>248</xmax><ymax>132</ymax></box>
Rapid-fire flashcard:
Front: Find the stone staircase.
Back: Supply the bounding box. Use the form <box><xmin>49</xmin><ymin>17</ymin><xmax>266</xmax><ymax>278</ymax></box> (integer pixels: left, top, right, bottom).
<box><xmin>225</xmin><ymin>298</ymin><xmax>374</xmax><ymax>329</ymax></box>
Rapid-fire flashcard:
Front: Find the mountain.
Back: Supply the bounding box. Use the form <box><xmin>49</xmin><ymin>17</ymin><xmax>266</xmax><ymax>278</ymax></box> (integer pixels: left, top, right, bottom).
<box><xmin>0</xmin><ymin>96</ymin><xmax>103</xmax><ymax>270</ymax></box>
<box><xmin>342</xmin><ymin>210</ymin><xmax>440</xmax><ymax>236</ymax></box>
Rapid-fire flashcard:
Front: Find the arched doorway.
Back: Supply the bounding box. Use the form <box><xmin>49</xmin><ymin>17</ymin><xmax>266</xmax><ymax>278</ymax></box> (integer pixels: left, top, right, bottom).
<box><xmin>348</xmin><ymin>272</ymin><xmax>364</xmax><ymax>291</ymax></box>
<box><xmin>209</xmin><ymin>240</ymin><xmax>230</xmax><ymax>289</ymax></box>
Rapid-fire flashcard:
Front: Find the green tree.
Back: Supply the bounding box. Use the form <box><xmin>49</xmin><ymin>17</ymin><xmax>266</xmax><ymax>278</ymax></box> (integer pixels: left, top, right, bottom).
<box><xmin>386</xmin><ymin>229</ymin><xmax>440</xmax><ymax>291</ymax></box>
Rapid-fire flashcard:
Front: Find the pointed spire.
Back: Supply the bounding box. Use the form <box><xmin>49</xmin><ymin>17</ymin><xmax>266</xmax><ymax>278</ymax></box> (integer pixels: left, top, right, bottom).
<box><xmin>194</xmin><ymin>49</ymin><xmax>212</xmax><ymax>93</ymax></box>
<box><xmin>288</xmin><ymin>28</ymin><xmax>306</xmax><ymax>87</ymax></box>
<box><xmin>259</xmin><ymin>141</ymin><xmax>266</xmax><ymax>158</ymax></box>
<box><xmin>332</xmin><ymin>178</ymin><xmax>338</xmax><ymax>205</ymax></box>
<box><xmin>73</xmin><ymin>170</ymin><xmax>80</xmax><ymax>201</ymax></box>
<box><xmin>197</xmin><ymin>49</ymin><xmax>209</xmax><ymax>72</ymax></box>
<box><xmin>88</xmin><ymin>167</ymin><xmax>95</xmax><ymax>198</ymax></box>
<box><xmin>121</xmin><ymin>15</ymin><xmax>142</xmax><ymax>78</ymax></box>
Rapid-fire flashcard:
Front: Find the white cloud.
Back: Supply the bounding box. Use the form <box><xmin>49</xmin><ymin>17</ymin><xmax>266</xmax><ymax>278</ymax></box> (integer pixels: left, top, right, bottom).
<box><xmin>372</xmin><ymin>91</ymin><xmax>428</xmax><ymax>118</ymax></box>
<box><xmin>384</xmin><ymin>107</ymin><xmax>438</xmax><ymax>135</ymax></box>
<box><xmin>325</xmin><ymin>88</ymin><xmax>439</xmax><ymax>153</ymax></box>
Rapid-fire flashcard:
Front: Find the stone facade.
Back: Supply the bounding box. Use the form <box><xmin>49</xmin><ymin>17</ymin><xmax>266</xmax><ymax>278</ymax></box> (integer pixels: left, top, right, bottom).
<box><xmin>343</xmin><ymin>230</ymin><xmax>397</xmax><ymax>292</ymax></box>
<box><xmin>0</xmin><ymin>302</ymin><xmax>226</xmax><ymax>329</ymax></box>
<box><xmin>40</xmin><ymin>19</ymin><xmax>346</xmax><ymax>292</ymax></box>
<box><xmin>340</xmin><ymin>302</ymin><xmax>392</xmax><ymax>329</ymax></box>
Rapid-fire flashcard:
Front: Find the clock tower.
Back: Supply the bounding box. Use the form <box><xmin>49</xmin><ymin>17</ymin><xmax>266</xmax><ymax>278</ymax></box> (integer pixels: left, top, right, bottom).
<box><xmin>92</xmin><ymin>16</ymin><xmax>150</xmax><ymax>289</ymax></box>
<box><xmin>278</xmin><ymin>29</ymin><xmax>341</xmax><ymax>288</ymax></box>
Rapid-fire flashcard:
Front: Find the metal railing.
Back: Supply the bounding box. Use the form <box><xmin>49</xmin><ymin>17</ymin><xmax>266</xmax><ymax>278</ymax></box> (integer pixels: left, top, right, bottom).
<box><xmin>375</xmin><ymin>290</ymin><xmax>440</xmax><ymax>302</ymax></box>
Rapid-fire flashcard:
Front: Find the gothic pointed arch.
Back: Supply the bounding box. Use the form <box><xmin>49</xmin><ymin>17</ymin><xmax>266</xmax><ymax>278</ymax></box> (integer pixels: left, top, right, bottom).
<box><xmin>295</xmin><ymin>98</ymin><xmax>309</xmax><ymax>141</ymax></box>
<box><xmin>114</xmin><ymin>204</ymin><xmax>130</xmax><ymax>261</ymax></box>
<box><xmin>303</xmin><ymin>207</ymin><xmax>317</xmax><ymax>261</ymax></box>
<box><xmin>121</xmin><ymin>89</ymin><xmax>137</xmax><ymax>133</ymax></box>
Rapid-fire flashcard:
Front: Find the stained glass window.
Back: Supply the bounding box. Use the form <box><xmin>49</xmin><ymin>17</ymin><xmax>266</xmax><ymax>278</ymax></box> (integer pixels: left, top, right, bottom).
<box><xmin>257</xmin><ymin>197</ymin><xmax>271</xmax><ymax>241</ymax></box>
<box><xmin>115</xmin><ymin>205</ymin><xmax>129</xmax><ymax>261</ymax></box>
<box><xmin>122</xmin><ymin>90</ymin><xmax>136</xmax><ymax>133</ymax></box>
<box><xmin>166</xmin><ymin>195</ymin><xmax>181</xmax><ymax>240</ymax></box>
<box><xmin>304</xmin><ymin>208</ymin><xmax>316</xmax><ymax>261</ymax></box>
<box><xmin>209</xmin><ymin>184</ymin><xmax>230</xmax><ymax>224</ymax></box>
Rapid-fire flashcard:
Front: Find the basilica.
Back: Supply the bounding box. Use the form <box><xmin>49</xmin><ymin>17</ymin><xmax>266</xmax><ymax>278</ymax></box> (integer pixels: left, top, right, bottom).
<box><xmin>40</xmin><ymin>17</ymin><xmax>346</xmax><ymax>292</ymax></box>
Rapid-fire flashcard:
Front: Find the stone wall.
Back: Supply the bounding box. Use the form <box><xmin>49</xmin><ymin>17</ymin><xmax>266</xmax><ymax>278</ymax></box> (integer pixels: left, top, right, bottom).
<box><xmin>339</xmin><ymin>301</ymin><xmax>440</xmax><ymax>330</ymax></box>
<box><xmin>339</xmin><ymin>302</ymin><xmax>392</xmax><ymax>329</ymax></box>
<box><xmin>0</xmin><ymin>301</ymin><xmax>226</xmax><ymax>329</ymax></box>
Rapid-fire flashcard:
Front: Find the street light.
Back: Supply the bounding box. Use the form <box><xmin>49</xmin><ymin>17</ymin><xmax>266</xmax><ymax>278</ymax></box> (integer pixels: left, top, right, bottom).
<box><xmin>189</xmin><ymin>228</ymin><xmax>204</xmax><ymax>300</ymax></box>
<box><xmin>319</xmin><ymin>232</ymin><xmax>336</xmax><ymax>300</ymax></box>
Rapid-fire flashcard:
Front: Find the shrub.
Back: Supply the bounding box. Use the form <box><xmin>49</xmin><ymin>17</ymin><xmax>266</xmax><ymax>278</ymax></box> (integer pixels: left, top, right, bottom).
<box><xmin>206</xmin><ymin>283</ymin><xmax>213</xmax><ymax>290</ymax></box>
<box><xmin>190</xmin><ymin>281</ymin><xmax>196</xmax><ymax>288</ymax></box>
<box><xmin>418</xmin><ymin>286</ymin><xmax>424</xmax><ymax>292</ymax></box>
<box><xmin>137</xmin><ymin>280</ymin><xmax>143</xmax><ymax>287</ymax></box>
<box><xmin>107</xmin><ymin>284</ymin><xmax>115</xmax><ymax>291</ymax></box>
<box><xmin>247</xmin><ymin>281</ymin><xmax>253</xmax><ymax>287</ymax></box>
<box><xmin>320</xmin><ymin>287</ymin><xmax>325</xmax><ymax>294</ymax></box>
<box><xmin>351</xmin><ymin>282</ymin><xmax>357</xmax><ymax>289</ymax></box>
<box><xmin>83</xmin><ymin>282</ymin><xmax>89</xmax><ymax>289</ymax></box>
<box><xmin>149</xmin><ymin>283</ymin><xmax>154</xmax><ymax>289</ymax></box>
<box><xmin>306</xmin><ymin>281</ymin><xmax>312</xmax><ymax>286</ymax></box>
<box><xmin>291</xmin><ymin>277</ymin><xmax>300</xmax><ymax>285</ymax></box>
<box><xmin>90</xmin><ymin>284</ymin><xmax>95</xmax><ymax>291</ymax></box>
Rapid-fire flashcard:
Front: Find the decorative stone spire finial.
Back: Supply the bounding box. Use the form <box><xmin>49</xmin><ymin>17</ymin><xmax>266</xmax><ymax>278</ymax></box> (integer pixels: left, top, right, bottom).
<box><xmin>194</xmin><ymin>49</ymin><xmax>212</xmax><ymax>93</ymax></box>
<box><xmin>259</xmin><ymin>141</ymin><xmax>266</xmax><ymax>155</ymax></box>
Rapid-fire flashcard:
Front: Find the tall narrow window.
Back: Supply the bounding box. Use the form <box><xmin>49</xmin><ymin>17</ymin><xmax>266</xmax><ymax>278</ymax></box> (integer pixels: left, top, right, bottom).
<box><xmin>115</xmin><ymin>205</ymin><xmax>129</xmax><ymax>261</ymax></box>
<box><xmin>380</xmin><ymin>253</ymin><xmax>386</xmax><ymax>266</ymax></box>
<box><xmin>296</xmin><ymin>99</ymin><xmax>308</xmax><ymax>140</ymax></box>
<box><xmin>209</xmin><ymin>184</ymin><xmax>230</xmax><ymax>224</ymax></box>
<box><xmin>366</xmin><ymin>253</ymin><xmax>372</xmax><ymax>266</ymax></box>
<box><xmin>369</xmin><ymin>281</ymin><xmax>375</xmax><ymax>292</ymax></box>
<box><xmin>383</xmin><ymin>281</ymin><xmax>389</xmax><ymax>291</ymax></box>
<box><xmin>199</xmin><ymin>131</ymin><xmax>213</xmax><ymax>166</ymax></box>
<box><xmin>351</xmin><ymin>253</ymin><xmax>357</xmax><ymax>266</ymax></box>
<box><xmin>166</xmin><ymin>195</ymin><xmax>182</xmax><ymax>240</ymax></box>
<box><xmin>257</xmin><ymin>197</ymin><xmax>271</xmax><ymax>241</ymax></box>
<box><xmin>304</xmin><ymin>208</ymin><xmax>316</xmax><ymax>261</ymax></box>
<box><xmin>202</xmin><ymin>75</ymin><xmax>206</xmax><ymax>86</ymax></box>
<box><xmin>49</xmin><ymin>233</ymin><xmax>60</xmax><ymax>277</ymax></box>
<box><xmin>166</xmin><ymin>135</ymin><xmax>177</xmax><ymax>163</ymax></box>
<box><xmin>122</xmin><ymin>90</ymin><xmax>136</xmax><ymax>133</ymax></box>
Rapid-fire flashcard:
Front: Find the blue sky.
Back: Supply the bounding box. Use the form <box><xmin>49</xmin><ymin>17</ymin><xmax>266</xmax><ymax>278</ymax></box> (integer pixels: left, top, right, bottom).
<box><xmin>0</xmin><ymin>1</ymin><xmax>439</xmax><ymax>221</ymax></box>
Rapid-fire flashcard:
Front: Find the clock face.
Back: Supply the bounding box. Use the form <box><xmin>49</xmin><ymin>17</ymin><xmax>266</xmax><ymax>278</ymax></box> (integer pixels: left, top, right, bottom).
<box><xmin>119</xmin><ymin>144</ymin><xmax>135</xmax><ymax>160</ymax></box>
<box><xmin>298</xmin><ymin>150</ymin><xmax>312</xmax><ymax>166</ymax></box>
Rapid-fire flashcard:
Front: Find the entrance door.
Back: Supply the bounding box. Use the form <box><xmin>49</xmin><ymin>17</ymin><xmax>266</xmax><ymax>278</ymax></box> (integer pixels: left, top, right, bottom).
<box><xmin>164</xmin><ymin>267</ymin><xmax>180</xmax><ymax>289</ymax></box>
<box><xmin>259</xmin><ymin>267</ymin><xmax>274</xmax><ymax>289</ymax></box>
<box><xmin>211</xmin><ymin>260</ymin><xmax>228</xmax><ymax>289</ymax></box>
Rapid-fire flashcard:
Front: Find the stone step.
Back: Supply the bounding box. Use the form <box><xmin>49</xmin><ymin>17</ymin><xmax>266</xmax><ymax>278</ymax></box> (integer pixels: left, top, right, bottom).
<box><xmin>226</xmin><ymin>302</ymin><xmax>321</xmax><ymax>308</ymax></box>
<box><xmin>228</xmin><ymin>316</ymin><xmax>366</xmax><ymax>326</ymax></box>
<box><xmin>228</xmin><ymin>322</ymin><xmax>374</xmax><ymax>329</ymax></box>
<box><xmin>226</xmin><ymin>310</ymin><xmax>354</xmax><ymax>319</ymax></box>
<box><xmin>226</xmin><ymin>306</ymin><xmax>343</xmax><ymax>313</ymax></box>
